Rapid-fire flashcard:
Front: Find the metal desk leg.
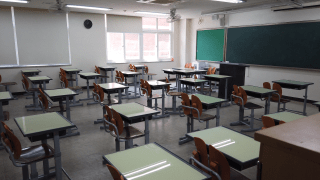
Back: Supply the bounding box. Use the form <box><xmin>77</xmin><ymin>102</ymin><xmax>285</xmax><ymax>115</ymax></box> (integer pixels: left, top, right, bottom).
<box><xmin>118</xmin><ymin>89</ymin><xmax>122</xmax><ymax>104</ymax></box>
<box><xmin>216</xmin><ymin>105</ymin><xmax>220</xmax><ymax>126</ymax></box>
<box><xmin>61</xmin><ymin>97</ymin><xmax>80</xmax><ymax>138</ymax></box>
<box><xmin>145</xmin><ymin>117</ymin><xmax>149</xmax><ymax>144</ymax></box>
<box><xmin>76</xmin><ymin>72</ymin><xmax>79</xmax><ymax>86</ymax></box>
<box><xmin>80</xmin><ymin>79</ymin><xmax>92</xmax><ymax>101</ymax></box>
<box><xmin>221</xmin><ymin>79</ymin><xmax>231</xmax><ymax>107</ymax></box>
<box><xmin>176</xmin><ymin>75</ymin><xmax>180</xmax><ymax>92</ymax></box>
<box><xmin>267</xmin><ymin>94</ymin><xmax>271</xmax><ymax>114</ymax></box>
<box><xmin>200</xmin><ymin>83</ymin><xmax>204</xmax><ymax>94</ymax></box>
<box><xmin>209</xmin><ymin>81</ymin><xmax>212</xmax><ymax>96</ymax></box>
<box><xmin>124</xmin><ymin>122</ymin><xmax>129</xmax><ymax>148</ymax></box>
<box><xmin>42</xmin><ymin>139</ymin><xmax>50</xmax><ymax>179</ymax></box>
<box><xmin>53</xmin><ymin>131</ymin><xmax>63</xmax><ymax>180</ymax></box>
<box><xmin>27</xmin><ymin>91</ymin><xmax>42</xmax><ymax>111</ymax></box>
<box><xmin>0</xmin><ymin>103</ymin><xmax>4</xmax><ymax>150</ymax></box>
<box><xmin>134</xmin><ymin>75</ymin><xmax>137</xmax><ymax>97</ymax></box>
<box><xmin>69</xmin><ymin>74</ymin><xmax>74</xmax><ymax>87</ymax></box>
<box><xmin>303</xmin><ymin>87</ymin><xmax>308</xmax><ymax>116</ymax></box>
<box><xmin>111</xmin><ymin>70</ymin><xmax>114</xmax><ymax>82</ymax></box>
<box><xmin>105</xmin><ymin>71</ymin><xmax>108</xmax><ymax>83</ymax></box>
<box><xmin>142</xmin><ymin>67</ymin><xmax>145</xmax><ymax>80</ymax></box>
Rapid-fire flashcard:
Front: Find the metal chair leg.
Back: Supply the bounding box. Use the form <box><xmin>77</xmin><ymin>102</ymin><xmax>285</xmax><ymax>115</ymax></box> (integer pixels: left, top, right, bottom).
<box><xmin>115</xmin><ymin>139</ymin><xmax>120</xmax><ymax>152</ymax></box>
<box><xmin>30</xmin><ymin>163</ymin><xmax>38</xmax><ymax>180</ymax></box>
<box><xmin>22</xmin><ymin>165</ymin><xmax>29</xmax><ymax>180</ymax></box>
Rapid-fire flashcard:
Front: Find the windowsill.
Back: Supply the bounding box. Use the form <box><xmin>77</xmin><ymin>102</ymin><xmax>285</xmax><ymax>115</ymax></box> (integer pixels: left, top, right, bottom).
<box><xmin>108</xmin><ymin>59</ymin><xmax>174</xmax><ymax>64</ymax></box>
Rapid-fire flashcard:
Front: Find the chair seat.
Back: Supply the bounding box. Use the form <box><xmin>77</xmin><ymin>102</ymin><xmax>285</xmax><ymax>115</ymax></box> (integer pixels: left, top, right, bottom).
<box><xmin>168</xmin><ymin>92</ymin><xmax>183</xmax><ymax>96</ymax></box>
<box><xmin>68</xmin><ymin>86</ymin><xmax>82</xmax><ymax>91</ymax></box>
<box><xmin>196</xmin><ymin>87</ymin><xmax>212</xmax><ymax>92</ymax></box>
<box><xmin>0</xmin><ymin>82</ymin><xmax>17</xmax><ymax>86</ymax></box>
<box><xmin>244</xmin><ymin>102</ymin><xmax>263</xmax><ymax>109</ymax></box>
<box><xmin>28</xmin><ymin>88</ymin><xmax>40</xmax><ymax>92</ymax></box>
<box><xmin>100</xmin><ymin>75</ymin><xmax>109</xmax><ymax>78</ymax></box>
<box><xmin>146</xmin><ymin>73</ymin><xmax>157</xmax><ymax>76</ymax></box>
<box><xmin>111</xmin><ymin>126</ymin><xmax>145</xmax><ymax>140</ymax></box>
<box><xmin>188</xmin><ymin>113</ymin><xmax>216</xmax><ymax>121</ymax></box>
<box><xmin>271</xmin><ymin>98</ymin><xmax>290</xmax><ymax>103</ymax></box>
<box><xmin>150</xmin><ymin>94</ymin><xmax>162</xmax><ymax>99</ymax></box>
<box><xmin>3</xmin><ymin>111</ymin><xmax>9</xmax><ymax>121</ymax></box>
<box><xmin>11</xmin><ymin>144</ymin><xmax>55</xmax><ymax>164</ymax></box>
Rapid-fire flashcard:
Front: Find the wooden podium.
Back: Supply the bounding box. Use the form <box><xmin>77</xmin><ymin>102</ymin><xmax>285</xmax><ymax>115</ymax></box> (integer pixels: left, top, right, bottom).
<box><xmin>255</xmin><ymin>113</ymin><xmax>320</xmax><ymax>180</ymax></box>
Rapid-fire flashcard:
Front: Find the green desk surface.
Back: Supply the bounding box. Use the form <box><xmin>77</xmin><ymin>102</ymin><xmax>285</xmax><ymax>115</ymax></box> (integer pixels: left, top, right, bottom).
<box><xmin>263</xmin><ymin>112</ymin><xmax>306</xmax><ymax>123</ymax></box>
<box><xmin>63</xmin><ymin>68</ymin><xmax>81</xmax><ymax>72</ymax></box>
<box><xmin>0</xmin><ymin>92</ymin><xmax>13</xmax><ymax>101</ymax></box>
<box><xmin>313</xmin><ymin>102</ymin><xmax>320</xmax><ymax>106</ymax></box>
<box><xmin>78</xmin><ymin>72</ymin><xmax>100</xmax><ymax>76</ymax></box>
<box><xmin>188</xmin><ymin>94</ymin><xmax>226</xmax><ymax>105</ymax></box>
<box><xmin>28</xmin><ymin>76</ymin><xmax>51</xmax><ymax>81</ymax></box>
<box><xmin>121</xmin><ymin>71</ymin><xmax>141</xmax><ymax>75</ymax></box>
<box><xmin>273</xmin><ymin>79</ymin><xmax>313</xmax><ymax>86</ymax></box>
<box><xmin>110</xmin><ymin>103</ymin><xmax>159</xmax><ymax>118</ymax></box>
<box><xmin>148</xmin><ymin>80</ymin><xmax>171</xmax><ymax>86</ymax></box>
<box><xmin>98</xmin><ymin>83</ymin><xmax>128</xmax><ymax>90</ymax></box>
<box><xmin>180</xmin><ymin>78</ymin><xmax>207</xmax><ymax>83</ymax></box>
<box><xmin>99</xmin><ymin>66</ymin><xmax>116</xmax><ymax>69</ymax></box>
<box><xmin>21</xmin><ymin>69</ymin><xmax>40</xmax><ymax>73</ymax></box>
<box><xmin>44</xmin><ymin>89</ymin><xmax>77</xmax><ymax>97</ymax></box>
<box><xmin>104</xmin><ymin>143</ymin><xmax>209</xmax><ymax>180</ymax></box>
<box><xmin>241</xmin><ymin>85</ymin><xmax>276</xmax><ymax>94</ymax></box>
<box><xmin>204</xmin><ymin>74</ymin><xmax>231</xmax><ymax>79</ymax></box>
<box><xmin>14</xmin><ymin>112</ymin><xmax>74</xmax><ymax>137</ymax></box>
<box><xmin>187</xmin><ymin>126</ymin><xmax>260</xmax><ymax>163</ymax></box>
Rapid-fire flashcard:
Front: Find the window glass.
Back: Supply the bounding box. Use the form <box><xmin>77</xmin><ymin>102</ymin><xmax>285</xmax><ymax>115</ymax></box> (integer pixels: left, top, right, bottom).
<box><xmin>107</xmin><ymin>33</ymin><xmax>124</xmax><ymax>62</ymax></box>
<box><xmin>158</xmin><ymin>34</ymin><xmax>170</xmax><ymax>59</ymax></box>
<box><xmin>158</xmin><ymin>18</ymin><xmax>171</xmax><ymax>30</ymax></box>
<box><xmin>143</xmin><ymin>33</ymin><xmax>157</xmax><ymax>61</ymax></box>
<box><xmin>125</xmin><ymin>33</ymin><xmax>140</xmax><ymax>60</ymax></box>
<box><xmin>142</xmin><ymin>17</ymin><xmax>156</xmax><ymax>30</ymax></box>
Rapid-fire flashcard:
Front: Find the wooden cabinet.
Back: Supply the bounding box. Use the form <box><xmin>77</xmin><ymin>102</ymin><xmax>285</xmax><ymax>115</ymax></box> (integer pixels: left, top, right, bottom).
<box><xmin>255</xmin><ymin>113</ymin><xmax>320</xmax><ymax>180</ymax></box>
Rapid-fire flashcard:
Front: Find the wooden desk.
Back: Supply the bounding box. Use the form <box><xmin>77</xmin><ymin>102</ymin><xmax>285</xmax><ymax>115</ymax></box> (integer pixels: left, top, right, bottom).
<box><xmin>255</xmin><ymin>113</ymin><xmax>320</xmax><ymax>180</ymax></box>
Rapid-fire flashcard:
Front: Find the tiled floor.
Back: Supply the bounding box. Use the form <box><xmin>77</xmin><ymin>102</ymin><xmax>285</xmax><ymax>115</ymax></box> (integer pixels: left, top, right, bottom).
<box><xmin>0</xmin><ymin>85</ymin><xmax>318</xmax><ymax>180</ymax></box>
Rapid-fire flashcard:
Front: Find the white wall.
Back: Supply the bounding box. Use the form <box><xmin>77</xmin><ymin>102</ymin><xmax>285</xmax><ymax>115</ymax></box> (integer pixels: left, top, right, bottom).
<box><xmin>0</xmin><ymin>11</ymin><xmax>180</xmax><ymax>93</ymax></box>
<box><xmin>188</xmin><ymin>8</ymin><xmax>320</xmax><ymax>101</ymax></box>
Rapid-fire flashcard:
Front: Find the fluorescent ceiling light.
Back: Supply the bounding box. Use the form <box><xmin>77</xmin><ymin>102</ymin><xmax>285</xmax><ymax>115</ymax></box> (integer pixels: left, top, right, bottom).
<box><xmin>66</xmin><ymin>5</ymin><xmax>112</xmax><ymax>11</ymax></box>
<box><xmin>212</xmin><ymin>0</ymin><xmax>246</xmax><ymax>3</ymax></box>
<box><xmin>0</xmin><ymin>0</ymin><xmax>29</xmax><ymax>3</ymax></box>
<box><xmin>134</xmin><ymin>11</ymin><xmax>169</xmax><ymax>16</ymax></box>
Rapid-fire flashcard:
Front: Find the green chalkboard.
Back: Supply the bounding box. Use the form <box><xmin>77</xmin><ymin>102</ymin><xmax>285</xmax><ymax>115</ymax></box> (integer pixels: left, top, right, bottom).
<box><xmin>196</xmin><ymin>29</ymin><xmax>225</xmax><ymax>61</ymax></box>
<box><xmin>226</xmin><ymin>22</ymin><xmax>320</xmax><ymax>69</ymax></box>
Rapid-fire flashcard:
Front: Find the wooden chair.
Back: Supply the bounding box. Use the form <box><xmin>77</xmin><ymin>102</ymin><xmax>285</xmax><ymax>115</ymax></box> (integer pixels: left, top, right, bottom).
<box><xmin>140</xmin><ymin>79</ymin><xmax>162</xmax><ymax>111</ymax></box>
<box><xmin>263</xmin><ymin>82</ymin><xmax>290</xmax><ymax>112</ymax></box>
<box><xmin>211</xmin><ymin>67</ymin><xmax>217</xmax><ymax>74</ymax></box>
<box><xmin>103</xmin><ymin>106</ymin><xmax>145</xmax><ymax>151</ymax></box>
<box><xmin>95</xmin><ymin>66</ymin><xmax>109</xmax><ymax>83</ymax></box>
<box><xmin>180</xmin><ymin>93</ymin><xmax>216</xmax><ymax>132</ymax></box>
<box><xmin>165</xmin><ymin>77</ymin><xmax>183</xmax><ymax>114</ymax></box>
<box><xmin>0</xmin><ymin>74</ymin><xmax>17</xmax><ymax>91</ymax></box>
<box><xmin>106</xmin><ymin>164</ymin><xmax>124</xmax><ymax>180</ymax></box>
<box><xmin>261</xmin><ymin>116</ymin><xmax>285</xmax><ymax>130</ymax></box>
<box><xmin>22</xmin><ymin>74</ymin><xmax>41</xmax><ymax>108</ymax></box>
<box><xmin>231</xmin><ymin>85</ymin><xmax>264</xmax><ymax>132</ymax></box>
<box><xmin>194</xmin><ymin>75</ymin><xmax>212</xmax><ymax>94</ymax></box>
<box><xmin>60</xmin><ymin>74</ymin><xmax>83</xmax><ymax>107</ymax></box>
<box><xmin>38</xmin><ymin>88</ymin><xmax>65</xmax><ymax>113</ymax></box>
<box><xmin>129</xmin><ymin>64</ymin><xmax>134</xmax><ymax>72</ymax></box>
<box><xmin>144</xmin><ymin>66</ymin><xmax>157</xmax><ymax>80</ymax></box>
<box><xmin>1</xmin><ymin>121</ymin><xmax>55</xmax><ymax>180</ymax></box>
<box><xmin>59</xmin><ymin>68</ymin><xmax>76</xmax><ymax>84</ymax></box>
<box><xmin>209</xmin><ymin>145</ymin><xmax>230</xmax><ymax>180</ymax></box>
<box><xmin>206</xmin><ymin>67</ymin><xmax>212</xmax><ymax>75</ymax></box>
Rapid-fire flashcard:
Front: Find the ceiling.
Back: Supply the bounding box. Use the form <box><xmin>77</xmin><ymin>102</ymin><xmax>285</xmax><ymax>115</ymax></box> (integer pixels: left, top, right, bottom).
<box><xmin>0</xmin><ymin>0</ymin><xmax>279</xmax><ymax>18</ymax></box>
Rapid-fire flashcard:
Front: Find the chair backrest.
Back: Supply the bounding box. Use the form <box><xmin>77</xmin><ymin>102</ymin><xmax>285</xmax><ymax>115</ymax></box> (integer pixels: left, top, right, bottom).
<box><xmin>263</xmin><ymin>82</ymin><xmax>271</xmax><ymax>100</ymax></box>
<box><xmin>38</xmin><ymin>88</ymin><xmax>49</xmax><ymax>110</ymax></box>
<box><xmin>238</xmin><ymin>87</ymin><xmax>247</xmax><ymax>106</ymax></box>
<box><xmin>97</xmin><ymin>85</ymin><xmax>105</xmax><ymax>102</ymax></box>
<box><xmin>140</xmin><ymin>79</ymin><xmax>147</xmax><ymax>95</ymax></box>
<box><xmin>194</xmin><ymin>75</ymin><xmax>197</xmax><ymax>79</ymax></box>
<box><xmin>191</xmin><ymin>95</ymin><xmax>203</xmax><ymax>118</ymax></box>
<box><xmin>193</xmin><ymin>137</ymin><xmax>209</xmax><ymax>173</ymax></box>
<box><xmin>209</xmin><ymin>145</ymin><xmax>230</xmax><ymax>180</ymax></box>
<box><xmin>133</xmin><ymin>65</ymin><xmax>137</xmax><ymax>72</ymax></box>
<box><xmin>107</xmin><ymin>164</ymin><xmax>124</xmax><ymax>180</ymax></box>
<box><xmin>61</xmin><ymin>75</ymin><xmax>69</xmax><ymax>88</ymax></box>
<box><xmin>95</xmin><ymin>66</ymin><xmax>101</xmax><ymax>74</ymax></box>
<box><xmin>232</xmin><ymin>85</ymin><xmax>240</xmax><ymax>104</ymax></box>
<box><xmin>211</xmin><ymin>67</ymin><xmax>216</xmax><ymax>75</ymax></box>
<box><xmin>262</xmin><ymin>116</ymin><xmax>275</xmax><ymax>129</ymax></box>
<box><xmin>110</xmin><ymin>109</ymin><xmax>124</xmax><ymax>136</ymax></box>
<box><xmin>104</xmin><ymin>105</ymin><xmax>113</xmax><ymax>129</ymax></box>
<box><xmin>144</xmin><ymin>66</ymin><xmax>149</xmax><ymax>74</ymax></box>
<box><xmin>1</xmin><ymin>122</ymin><xmax>22</xmax><ymax>160</ymax></box>
<box><xmin>60</xmin><ymin>68</ymin><xmax>67</xmax><ymax>78</ymax></box>
<box><xmin>181</xmin><ymin>93</ymin><xmax>191</xmax><ymax>115</ymax></box>
<box><xmin>191</xmin><ymin>66</ymin><xmax>195</xmax><ymax>70</ymax></box>
<box><xmin>93</xmin><ymin>83</ymin><xmax>98</xmax><ymax>93</ymax></box>
<box><xmin>206</xmin><ymin>67</ymin><xmax>212</xmax><ymax>75</ymax></box>
<box><xmin>165</xmin><ymin>77</ymin><xmax>170</xmax><ymax>94</ymax></box>
<box><xmin>129</xmin><ymin>64</ymin><xmax>133</xmax><ymax>71</ymax></box>
<box><xmin>272</xmin><ymin>83</ymin><xmax>282</xmax><ymax>101</ymax></box>
<box><xmin>22</xmin><ymin>74</ymin><xmax>29</xmax><ymax>90</ymax></box>
<box><xmin>144</xmin><ymin>81</ymin><xmax>152</xmax><ymax>97</ymax></box>
<box><xmin>119</xmin><ymin>71</ymin><xmax>125</xmax><ymax>82</ymax></box>
<box><xmin>0</xmin><ymin>74</ymin><xmax>2</xmax><ymax>83</ymax></box>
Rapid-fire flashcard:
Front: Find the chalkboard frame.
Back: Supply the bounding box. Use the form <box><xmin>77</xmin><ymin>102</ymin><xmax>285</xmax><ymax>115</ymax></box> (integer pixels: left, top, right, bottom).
<box><xmin>196</xmin><ymin>27</ymin><xmax>227</xmax><ymax>62</ymax></box>
<box><xmin>225</xmin><ymin>19</ymin><xmax>320</xmax><ymax>71</ymax></box>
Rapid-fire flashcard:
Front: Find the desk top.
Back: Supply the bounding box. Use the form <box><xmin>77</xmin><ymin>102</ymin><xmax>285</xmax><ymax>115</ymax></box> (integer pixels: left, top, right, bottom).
<box><xmin>21</xmin><ymin>69</ymin><xmax>41</xmax><ymax>73</ymax></box>
<box><xmin>273</xmin><ymin>79</ymin><xmax>314</xmax><ymax>86</ymax></box>
<box><xmin>63</xmin><ymin>68</ymin><xmax>82</xmax><ymax>72</ymax></box>
<box><xmin>204</xmin><ymin>74</ymin><xmax>231</xmax><ymax>79</ymax></box>
<box><xmin>180</xmin><ymin>78</ymin><xmax>208</xmax><ymax>83</ymax></box>
<box><xmin>0</xmin><ymin>92</ymin><xmax>13</xmax><ymax>101</ymax></box>
<box><xmin>78</xmin><ymin>72</ymin><xmax>100</xmax><ymax>77</ymax></box>
<box><xmin>188</xmin><ymin>94</ymin><xmax>226</xmax><ymax>106</ymax></box>
<box><xmin>263</xmin><ymin>112</ymin><xmax>306</xmax><ymax>122</ymax></box>
<box><xmin>187</xmin><ymin>127</ymin><xmax>260</xmax><ymax>164</ymax></box>
<box><xmin>104</xmin><ymin>143</ymin><xmax>210</xmax><ymax>180</ymax></box>
<box><xmin>121</xmin><ymin>71</ymin><xmax>141</xmax><ymax>75</ymax></box>
<box><xmin>44</xmin><ymin>88</ymin><xmax>77</xmax><ymax>98</ymax></box>
<box><xmin>148</xmin><ymin>80</ymin><xmax>171</xmax><ymax>87</ymax></box>
<box><xmin>313</xmin><ymin>101</ymin><xmax>320</xmax><ymax>107</ymax></box>
<box><xmin>134</xmin><ymin>65</ymin><xmax>146</xmax><ymax>68</ymax></box>
<box><xmin>98</xmin><ymin>66</ymin><xmax>116</xmax><ymax>70</ymax></box>
<box><xmin>255</xmin><ymin>113</ymin><xmax>320</xmax><ymax>164</ymax></box>
<box><xmin>14</xmin><ymin>112</ymin><xmax>75</xmax><ymax>137</ymax></box>
<box><xmin>98</xmin><ymin>83</ymin><xmax>128</xmax><ymax>90</ymax></box>
<box><xmin>28</xmin><ymin>76</ymin><xmax>52</xmax><ymax>81</ymax></box>
<box><xmin>110</xmin><ymin>103</ymin><xmax>159</xmax><ymax>120</ymax></box>
<box><xmin>241</xmin><ymin>85</ymin><xmax>276</xmax><ymax>95</ymax></box>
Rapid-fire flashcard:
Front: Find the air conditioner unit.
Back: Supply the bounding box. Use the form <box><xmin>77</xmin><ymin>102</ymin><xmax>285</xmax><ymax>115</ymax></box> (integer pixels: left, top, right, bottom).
<box><xmin>271</xmin><ymin>1</ymin><xmax>320</xmax><ymax>12</ymax></box>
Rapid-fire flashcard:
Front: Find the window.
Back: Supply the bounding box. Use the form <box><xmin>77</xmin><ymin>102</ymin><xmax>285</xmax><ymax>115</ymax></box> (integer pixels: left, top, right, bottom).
<box><xmin>107</xmin><ymin>17</ymin><xmax>173</xmax><ymax>62</ymax></box>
